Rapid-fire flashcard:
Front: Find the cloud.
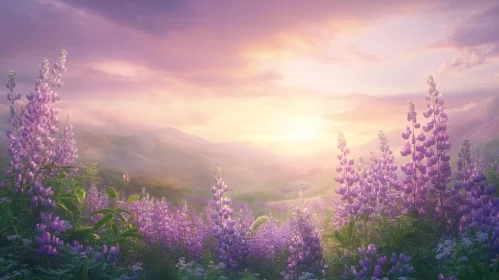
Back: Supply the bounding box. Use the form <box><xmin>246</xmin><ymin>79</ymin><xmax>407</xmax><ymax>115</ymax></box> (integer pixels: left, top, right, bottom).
<box><xmin>433</xmin><ymin>5</ymin><xmax>499</xmax><ymax>73</ymax></box>
<box><xmin>324</xmin><ymin>87</ymin><xmax>499</xmax><ymax>126</ymax></box>
<box><xmin>58</xmin><ymin>100</ymin><xmax>212</xmax><ymax>132</ymax></box>
<box><xmin>436</xmin><ymin>46</ymin><xmax>493</xmax><ymax>73</ymax></box>
<box><xmin>2</xmin><ymin>0</ymin><xmax>499</xmax><ymax>155</ymax></box>
<box><xmin>446</xmin><ymin>102</ymin><xmax>478</xmax><ymax>113</ymax></box>
<box><xmin>2</xmin><ymin>0</ymin><xmax>494</xmax><ymax>95</ymax></box>
<box><xmin>309</xmin><ymin>43</ymin><xmax>382</xmax><ymax>65</ymax></box>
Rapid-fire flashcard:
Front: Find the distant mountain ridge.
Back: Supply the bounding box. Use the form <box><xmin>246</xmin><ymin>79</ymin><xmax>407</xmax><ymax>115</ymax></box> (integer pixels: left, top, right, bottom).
<box><xmin>71</xmin><ymin>126</ymin><xmax>326</xmax><ymax>195</ymax></box>
<box><xmin>0</xmin><ymin>94</ymin><xmax>497</xmax><ymax>198</ymax></box>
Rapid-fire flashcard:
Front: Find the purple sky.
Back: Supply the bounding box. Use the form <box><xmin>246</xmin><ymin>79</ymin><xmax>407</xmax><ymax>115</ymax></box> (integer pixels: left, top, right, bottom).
<box><xmin>1</xmin><ymin>0</ymin><xmax>498</xmax><ymax>155</ymax></box>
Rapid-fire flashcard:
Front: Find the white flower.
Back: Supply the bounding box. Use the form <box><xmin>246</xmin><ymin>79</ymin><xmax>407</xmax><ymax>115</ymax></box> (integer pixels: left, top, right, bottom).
<box><xmin>476</xmin><ymin>232</ymin><xmax>488</xmax><ymax>243</ymax></box>
<box><xmin>461</xmin><ymin>237</ymin><xmax>473</xmax><ymax>248</ymax></box>
<box><xmin>436</xmin><ymin>239</ymin><xmax>455</xmax><ymax>261</ymax></box>
<box><xmin>7</xmin><ymin>234</ymin><xmax>19</xmax><ymax>241</ymax></box>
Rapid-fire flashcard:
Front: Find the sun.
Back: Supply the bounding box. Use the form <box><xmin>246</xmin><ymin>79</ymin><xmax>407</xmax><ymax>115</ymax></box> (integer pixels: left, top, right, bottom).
<box><xmin>280</xmin><ymin>115</ymin><xmax>323</xmax><ymax>143</ymax></box>
<box><xmin>296</xmin><ymin>126</ymin><xmax>314</xmax><ymax>140</ymax></box>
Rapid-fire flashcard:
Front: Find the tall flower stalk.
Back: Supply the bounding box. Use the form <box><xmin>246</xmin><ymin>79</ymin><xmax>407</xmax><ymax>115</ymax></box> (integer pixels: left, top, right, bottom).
<box><xmin>335</xmin><ymin>132</ymin><xmax>360</xmax><ymax>226</ymax></box>
<box><xmin>54</xmin><ymin>116</ymin><xmax>78</xmax><ymax>170</ymax></box>
<box><xmin>209</xmin><ymin>168</ymin><xmax>247</xmax><ymax>271</ymax></box>
<box><xmin>5</xmin><ymin>50</ymin><xmax>71</xmax><ymax>257</ymax></box>
<box><xmin>370</xmin><ymin>130</ymin><xmax>401</xmax><ymax>218</ymax></box>
<box><xmin>6</xmin><ymin>50</ymin><xmax>68</xmax><ymax>206</ymax></box>
<box><xmin>422</xmin><ymin>76</ymin><xmax>452</xmax><ymax>228</ymax></box>
<box><xmin>400</xmin><ymin>101</ymin><xmax>429</xmax><ymax>214</ymax></box>
<box><xmin>282</xmin><ymin>190</ymin><xmax>326</xmax><ymax>280</ymax></box>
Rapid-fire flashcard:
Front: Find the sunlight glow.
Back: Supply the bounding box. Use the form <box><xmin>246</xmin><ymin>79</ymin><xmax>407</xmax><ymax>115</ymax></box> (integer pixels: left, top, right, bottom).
<box><xmin>279</xmin><ymin>115</ymin><xmax>324</xmax><ymax>143</ymax></box>
<box><xmin>296</xmin><ymin>126</ymin><xmax>314</xmax><ymax>139</ymax></box>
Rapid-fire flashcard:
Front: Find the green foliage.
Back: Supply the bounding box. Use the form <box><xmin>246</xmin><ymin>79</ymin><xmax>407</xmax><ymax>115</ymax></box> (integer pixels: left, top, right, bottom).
<box><xmin>0</xmin><ymin>188</ymin><xmax>31</xmax><ymax>239</ymax></box>
<box><xmin>3</xmin><ymin>152</ymin><xmax>499</xmax><ymax>280</ymax></box>
<box><xmin>374</xmin><ymin>214</ymin><xmax>435</xmax><ymax>254</ymax></box>
<box><xmin>105</xmin><ymin>187</ymin><xmax>118</xmax><ymax>200</ymax></box>
<box><xmin>52</xmin><ymin>177</ymin><xmax>87</xmax><ymax>223</ymax></box>
<box><xmin>0</xmin><ymin>166</ymin><xmax>148</xmax><ymax>280</ymax></box>
<box><xmin>31</xmin><ymin>243</ymin><xmax>147</xmax><ymax>280</ymax></box>
<box><xmin>89</xmin><ymin>187</ymin><xmax>140</xmax><ymax>244</ymax></box>
<box><xmin>175</xmin><ymin>258</ymin><xmax>261</xmax><ymax>280</ymax></box>
<box><xmin>0</xmin><ymin>257</ymin><xmax>32</xmax><ymax>280</ymax></box>
<box><xmin>126</xmin><ymin>194</ymin><xmax>139</xmax><ymax>204</ymax></box>
<box><xmin>431</xmin><ymin>233</ymin><xmax>499</xmax><ymax>280</ymax></box>
<box><xmin>247</xmin><ymin>215</ymin><xmax>269</xmax><ymax>235</ymax></box>
<box><xmin>324</xmin><ymin>219</ymin><xmax>362</xmax><ymax>252</ymax></box>
<box><xmin>98</xmin><ymin>167</ymin><xmax>185</xmax><ymax>205</ymax></box>
<box><xmin>74</xmin><ymin>162</ymin><xmax>102</xmax><ymax>187</ymax></box>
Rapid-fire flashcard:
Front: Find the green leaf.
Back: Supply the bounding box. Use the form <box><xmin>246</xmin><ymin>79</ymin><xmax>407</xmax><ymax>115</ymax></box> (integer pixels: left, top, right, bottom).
<box><xmin>77</xmin><ymin>189</ymin><xmax>87</xmax><ymax>201</ymax></box>
<box><xmin>111</xmin><ymin>223</ymin><xmax>118</xmax><ymax>235</ymax></box>
<box><xmin>81</xmin><ymin>256</ymin><xmax>88</xmax><ymax>280</ymax></box>
<box><xmin>68</xmin><ymin>179</ymin><xmax>78</xmax><ymax>190</ymax></box>
<box><xmin>56</xmin><ymin>173</ymin><xmax>67</xmax><ymax>180</ymax></box>
<box><xmin>59</xmin><ymin>197</ymin><xmax>80</xmax><ymax>216</ymax></box>
<box><xmin>327</xmin><ymin>219</ymin><xmax>361</xmax><ymax>251</ymax></box>
<box><xmin>66</xmin><ymin>227</ymin><xmax>94</xmax><ymax>241</ymax></box>
<box><xmin>62</xmin><ymin>166</ymin><xmax>75</xmax><ymax>172</ymax></box>
<box><xmin>93</xmin><ymin>213</ymin><xmax>114</xmax><ymax>231</ymax></box>
<box><xmin>59</xmin><ymin>193</ymin><xmax>77</xmax><ymax>199</ymax></box>
<box><xmin>20</xmin><ymin>269</ymin><xmax>32</xmax><ymax>279</ymax></box>
<box><xmin>114</xmin><ymin>208</ymin><xmax>133</xmax><ymax>216</ymax></box>
<box><xmin>119</xmin><ymin>228</ymin><xmax>140</xmax><ymax>238</ymax></box>
<box><xmin>88</xmin><ymin>233</ymin><xmax>101</xmax><ymax>240</ymax></box>
<box><xmin>57</xmin><ymin>202</ymin><xmax>72</xmax><ymax>217</ymax></box>
<box><xmin>116</xmin><ymin>213</ymin><xmax>128</xmax><ymax>223</ymax></box>
<box><xmin>126</xmin><ymin>194</ymin><xmax>139</xmax><ymax>204</ymax></box>
<box><xmin>106</xmin><ymin>187</ymin><xmax>118</xmax><ymax>199</ymax></box>
<box><xmin>91</xmin><ymin>208</ymin><xmax>114</xmax><ymax>216</ymax></box>
<box><xmin>51</xmin><ymin>181</ymin><xmax>63</xmax><ymax>191</ymax></box>
<box><xmin>88</xmin><ymin>258</ymin><xmax>105</xmax><ymax>270</ymax></box>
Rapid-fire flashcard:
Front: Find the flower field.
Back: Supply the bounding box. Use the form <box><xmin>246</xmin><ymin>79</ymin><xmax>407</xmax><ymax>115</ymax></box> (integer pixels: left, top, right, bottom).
<box><xmin>1</xmin><ymin>50</ymin><xmax>499</xmax><ymax>280</ymax></box>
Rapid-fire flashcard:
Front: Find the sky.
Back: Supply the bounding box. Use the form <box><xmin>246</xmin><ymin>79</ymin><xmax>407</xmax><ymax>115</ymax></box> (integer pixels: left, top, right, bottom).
<box><xmin>1</xmin><ymin>0</ymin><xmax>499</xmax><ymax>156</ymax></box>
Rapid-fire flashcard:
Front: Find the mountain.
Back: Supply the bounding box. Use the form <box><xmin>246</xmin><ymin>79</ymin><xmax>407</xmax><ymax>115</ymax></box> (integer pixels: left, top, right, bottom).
<box><xmin>0</xmin><ymin>94</ymin><xmax>497</xmax><ymax>199</ymax></box>
<box><xmin>71</xmin><ymin>126</ymin><xmax>333</xmax><ymax>197</ymax></box>
<box><xmin>0</xmin><ymin>103</ymin><xmax>334</xmax><ymax>198</ymax></box>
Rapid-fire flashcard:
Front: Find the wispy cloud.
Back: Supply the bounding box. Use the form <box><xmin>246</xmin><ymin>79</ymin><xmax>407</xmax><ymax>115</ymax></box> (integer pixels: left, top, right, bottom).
<box><xmin>432</xmin><ymin>5</ymin><xmax>499</xmax><ymax>73</ymax></box>
<box><xmin>1</xmin><ymin>0</ymin><xmax>499</xmax><ymax>155</ymax></box>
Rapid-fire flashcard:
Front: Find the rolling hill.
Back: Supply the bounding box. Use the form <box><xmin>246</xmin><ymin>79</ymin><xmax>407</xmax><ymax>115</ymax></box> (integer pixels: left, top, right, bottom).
<box><xmin>0</xmin><ymin>94</ymin><xmax>497</xmax><ymax>200</ymax></box>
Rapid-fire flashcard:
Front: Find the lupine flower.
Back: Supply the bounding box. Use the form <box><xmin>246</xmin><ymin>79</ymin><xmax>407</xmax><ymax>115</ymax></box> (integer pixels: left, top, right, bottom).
<box><xmin>248</xmin><ymin>215</ymin><xmax>292</xmax><ymax>271</ymax></box>
<box><xmin>400</xmin><ymin>101</ymin><xmax>429</xmax><ymax>214</ymax></box>
<box><xmin>84</xmin><ymin>184</ymin><xmax>109</xmax><ymax>224</ymax></box>
<box><xmin>369</xmin><ymin>130</ymin><xmax>402</xmax><ymax>218</ymax></box>
<box><xmin>71</xmin><ymin>240</ymin><xmax>93</xmax><ymax>259</ymax></box>
<box><xmin>283</xmin><ymin>190</ymin><xmax>326</xmax><ymax>280</ymax></box>
<box><xmin>5</xmin><ymin>51</ymin><xmax>68</xmax><ymax>206</ymax></box>
<box><xmin>5</xmin><ymin>51</ymin><xmax>74</xmax><ymax>258</ymax></box>
<box><xmin>422</xmin><ymin>76</ymin><xmax>453</xmax><ymax>228</ymax></box>
<box><xmin>342</xmin><ymin>244</ymin><xmax>414</xmax><ymax>280</ymax></box>
<box><xmin>334</xmin><ymin>132</ymin><xmax>360</xmax><ymax>227</ymax></box>
<box><xmin>94</xmin><ymin>244</ymin><xmax>120</xmax><ymax>264</ymax></box>
<box><xmin>209</xmin><ymin>168</ymin><xmax>248</xmax><ymax>271</ymax></box>
<box><xmin>438</xmin><ymin>273</ymin><xmax>457</xmax><ymax>280</ymax></box>
<box><xmin>123</xmin><ymin>173</ymin><xmax>130</xmax><ymax>183</ymax></box>
<box><xmin>126</xmin><ymin>188</ymin><xmax>209</xmax><ymax>262</ymax></box>
<box><xmin>53</xmin><ymin>115</ymin><xmax>78</xmax><ymax>171</ymax></box>
<box><xmin>35</xmin><ymin>212</ymin><xmax>67</xmax><ymax>257</ymax></box>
